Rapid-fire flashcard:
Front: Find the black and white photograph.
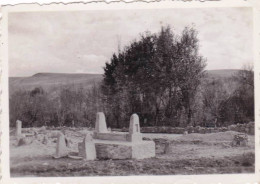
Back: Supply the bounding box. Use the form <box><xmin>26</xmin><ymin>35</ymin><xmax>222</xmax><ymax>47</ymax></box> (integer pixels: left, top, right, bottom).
<box><xmin>0</xmin><ymin>1</ymin><xmax>259</xmax><ymax>183</ymax></box>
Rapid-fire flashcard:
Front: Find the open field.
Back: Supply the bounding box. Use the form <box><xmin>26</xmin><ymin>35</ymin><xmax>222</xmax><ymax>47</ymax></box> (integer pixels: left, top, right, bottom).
<box><xmin>10</xmin><ymin>128</ymin><xmax>254</xmax><ymax>177</ymax></box>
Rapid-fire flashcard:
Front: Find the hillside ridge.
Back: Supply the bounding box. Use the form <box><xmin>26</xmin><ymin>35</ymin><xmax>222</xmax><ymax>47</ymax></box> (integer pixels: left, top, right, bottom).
<box><xmin>9</xmin><ymin>69</ymin><xmax>240</xmax><ymax>94</ymax></box>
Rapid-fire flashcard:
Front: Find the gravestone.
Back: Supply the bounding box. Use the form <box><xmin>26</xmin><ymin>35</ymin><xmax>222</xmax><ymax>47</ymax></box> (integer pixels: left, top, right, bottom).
<box><xmin>16</xmin><ymin>120</ymin><xmax>22</xmax><ymax>136</ymax></box>
<box><xmin>129</xmin><ymin>114</ymin><xmax>140</xmax><ymax>134</ymax></box>
<box><xmin>95</xmin><ymin>112</ymin><xmax>108</xmax><ymax>133</ymax></box>
<box><xmin>127</xmin><ymin>114</ymin><xmax>142</xmax><ymax>142</ymax></box>
<box><xmin>93</xmin><ymin>113</ymin><xmax>155</xmax><ymax>159</ymax></box>
<box><xmin>53</xmin><ymin>133</ymin><xmax>68</xmax><ymax>158</ymax></box>
<box><xmin>78</xmin><ymin>133</ymin><xmax>96</xmax><ymax>160</ymax></box>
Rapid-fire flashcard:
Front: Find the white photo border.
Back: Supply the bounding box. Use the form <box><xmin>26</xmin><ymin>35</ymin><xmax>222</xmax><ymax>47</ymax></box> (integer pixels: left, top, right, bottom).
<box><xmin>0</xmin><ymin>0</ymin><xmax>259</xmax><ymax>183</ymax></box>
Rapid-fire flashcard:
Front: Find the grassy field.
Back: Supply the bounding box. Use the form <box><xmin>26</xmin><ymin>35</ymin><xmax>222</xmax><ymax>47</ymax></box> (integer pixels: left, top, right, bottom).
<box><xmin>10</xmin><ymin>128</ymin><xmax>254</xmax><ymax>177</ymax></box>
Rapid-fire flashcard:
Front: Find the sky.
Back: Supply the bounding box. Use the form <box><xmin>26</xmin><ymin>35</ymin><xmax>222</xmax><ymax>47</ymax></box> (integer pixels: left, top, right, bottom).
<box><xmin>9</xmin><ymin>7</ymin><xmax>253</xmax><ymax>77</ymax></box>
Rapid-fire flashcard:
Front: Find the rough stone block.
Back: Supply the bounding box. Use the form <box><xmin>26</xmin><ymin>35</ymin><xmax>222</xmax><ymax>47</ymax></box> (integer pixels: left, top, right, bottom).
<box><xmin>126</xmin><ymin>133</ymin><xmax>142</xmax><ymax>142</ymax></box>
<box><xmin>54</xmin><ymin>133</ymin><xmax>68</xmax><ymax>158</ymax></box>
<box><xmin>78</xmin><ymin>134</ymin><xmax>96</xmax><ymax>160</ymax></box>
<box><xmin>95</xmin><ymin>143</ymin><xmax>132</xmax><ymax>159</ymax></box>
<box><xmin>93</xmin><ymin>131</ymin><xmax>142</xmax><ymax>142</ymax></box>
<box><xmin>93</xmin><ymin>132</ymin><xmax>128</xmax><ymax>141</ymax></box>
<box><xmin>132</xmin><ymin>141</ymin><xmax>156</xmax><ymax>159</ymax></box>
<box><xmin>17</xmin><ymin>137</ymin><xmax>32</xmax><ymax>146</ymax></box>
<box><xmin>94</xmin><ymin>140</ymin><xmax>155</xmax><ymax>160</ymax></box>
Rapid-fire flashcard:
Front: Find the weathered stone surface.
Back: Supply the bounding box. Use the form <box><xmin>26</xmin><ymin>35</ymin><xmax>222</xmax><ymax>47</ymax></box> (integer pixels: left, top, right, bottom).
<box><xmin>16</xmin><ymin>120</ymin><xmax>22</xmax><ymax>136</ymax></box>
<box><xmin>94</xmin><ymin>130</ymin><xmax>143</xmax><ymax>142</ymax></box>
<box><xmin>92</xmin><ymin>113</ymin><xmax>155</xmax><ymax>160</ymax></box>
<box><xmin>17</xmin><ymin>137</ymin><xmax>32</xmax><ymax>146</ymax></box>
<box><xmin>95</xmin><ymin>112</ymin><xmax>108</xmax><ymax>133</ymax></box>
<box><xmin>54</xmin><ymin>133</ymin><xmax>68</xmax><ymax>158</ymax></box>
<box><xmin>94</xmin><ymin>140</ymin><xmax>155</xmax><ymax>159</ymax></box>
<box><xmin>126</xmin><ymin>133</ymin><xmax>143</xmax><ymax>142</ymax></box>
<box><xmin>129</xmin><ymin>114</ymin><xmax>140</xmax><ymax>134</ymax></box>
<box><xmin>93</xmin><ymin>132</ymin><xmax>128</xmax><ymax>141</ymax></box>
<box><xmin>96</xmin><ymin>143</ymin><xmax>132</xmax><ymax>160</ymax></box>
<box><xmin>132</xmin><ymin>141</ymin><xmax>156</xmax><ymax>159</ymax></box>
<box><xmin>78</xmin><ymin>134</ymin><xmax>96</xmax><ymax>160</ymax></box>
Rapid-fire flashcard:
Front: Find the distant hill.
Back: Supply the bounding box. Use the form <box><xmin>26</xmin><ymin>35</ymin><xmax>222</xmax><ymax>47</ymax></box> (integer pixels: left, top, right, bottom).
<box><xmin>9</xmin><ymin>69</ymin><xmax>240</xmax><ymax>95</ymax></box>
<box><xmin>9</xmin><ymin>73</ymin><xmax>103</xmax><ymax>95</ymax></box>
<box><xmin>206</xmin><ymin>69</ymin><xmax>240</xmax><ymax>79</ymax></box>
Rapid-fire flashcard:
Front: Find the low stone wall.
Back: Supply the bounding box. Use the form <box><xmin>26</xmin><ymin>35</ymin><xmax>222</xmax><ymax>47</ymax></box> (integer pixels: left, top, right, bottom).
<box><xmin>115</xmin><ymin>122</ymin><xmax>255</xmax><ymax>135</ymax></box>
<box><xmin>228</xmin><ymin>122</ymin><xmax>254</xmax><ymax>135</ymax></box>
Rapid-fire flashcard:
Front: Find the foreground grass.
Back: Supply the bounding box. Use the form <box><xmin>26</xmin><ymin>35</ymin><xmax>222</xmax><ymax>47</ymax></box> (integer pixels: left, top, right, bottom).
<box><xmin>11</xmin><ymin>153</ymin><xmax>254</xmax><ymax>177</ymax></box>
<box><xmin>10</xmin><ymin>129</ymin><xmax>255</xmax><ymax>177</ymax></box>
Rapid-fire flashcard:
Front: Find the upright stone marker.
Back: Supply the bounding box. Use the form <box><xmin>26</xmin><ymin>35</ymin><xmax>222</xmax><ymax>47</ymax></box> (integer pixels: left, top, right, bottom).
<box><xmin>54</xmin><ymin>133</ymin><xmax>68</xmax><ymax>158</ymax></box>
<box><xmin>16</xmin><ymin>120</ymin><xmax>22</xmax><ymax>136</ymax></box>
<box><xmin>128</xmin><ymin>114</ymin><xmax>142</xmax><ymax>142</ymax></box>
<box><xmin>95</xmin><ymin>112</ymin><xmax>108</xmax><ymax>133</ymax></box>
<box><xmin>129</xmin><ymin>114</ymin><xmax>140</xmax><ymax>134</ymax></box>
<box><xmin>78</xmin><ymin>133</ymin><xmax>96</xmax><ymax>160</ymax></box>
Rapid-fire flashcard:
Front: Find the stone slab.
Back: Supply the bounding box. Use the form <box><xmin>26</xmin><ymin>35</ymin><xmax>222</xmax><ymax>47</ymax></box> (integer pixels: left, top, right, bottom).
<box><xmin>93</xmin><ymin>132</ymin><xmax>143</xmax><ymax>142</ymax></box>
<box><xmin>78</xmin><ymin>141</ymin><xmax>96</xmax><ymax>160</ymax></box>
<box><xmin>53</xmin><ymin>134</ymin><xmax>68</xmax><ymax>158</ymax></box>
<box><xmin>94</xmin><ymin>140</ymin><xmax>155</xmax><ymax>160</ymax></box>
<box><xmin>132</xmin><ymin>141</ymin><xmax>156</xmax><ymax>159</ymax></box>
<box><xmin>93</xmin><ymin>132</ymin><xmax>128</xmax><ymax>141</ymax></box>
<box><xmin>126</xmin><ymin>133</ymin><xmax>143</xmax><ymax>142</ymax></box>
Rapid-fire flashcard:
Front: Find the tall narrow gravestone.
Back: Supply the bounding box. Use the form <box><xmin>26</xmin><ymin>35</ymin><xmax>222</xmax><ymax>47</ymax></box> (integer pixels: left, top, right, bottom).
<box><xmin>16</xmin><ymin>120</ymin><xmax>22</xmax><ymax>136</ymax></box>
<box><xmin>95</xmin><ymin>112</ymin><xmax>108</xmax><ymax>133</ymax></box>
<box><xmin>78</xmin><ymin>133</ymin><xmax>96</xmax><ymax>160</ymax></box>
<box><xmin>129</xmin><ymin>114</ymin><xmax>140</xmax><ymax>134</ymax></box>
<box><xmin>53</xmin><ymin>133</ymin><xmax>68</xmax><ymax>158</ymax></box>
<box><xmin>128</xmin><ymin>114</ymin><xmax>142</xmax><ymax>142</ymax></box>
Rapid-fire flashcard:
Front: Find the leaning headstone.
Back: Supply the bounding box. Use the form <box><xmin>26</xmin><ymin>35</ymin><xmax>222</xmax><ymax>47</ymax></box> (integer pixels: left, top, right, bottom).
<box><xmin>95</xmin><ymin>112</ymin><xmax>108</xmax><ymax>133</ymax></box>
<box><xmin>53</xmin><ymin>133</ymin><xmax>68</xmax><ymax>158</ymax></box>
<box><xmin>78</xmin><ymin>133</ymin><xmax>96</xmax><ymax>160</ymax></box>
<box><xmin>16</xmin><ymin>120</ymin><xmax>22</xmax><ymax>136</ymax></box>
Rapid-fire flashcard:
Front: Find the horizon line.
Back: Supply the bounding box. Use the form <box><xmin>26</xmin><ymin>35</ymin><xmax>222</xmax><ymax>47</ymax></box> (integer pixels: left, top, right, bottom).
<box><xmin>9</xmin><ymin>69</ymin><xmax>242</xmax><ymax>78</ymax></box>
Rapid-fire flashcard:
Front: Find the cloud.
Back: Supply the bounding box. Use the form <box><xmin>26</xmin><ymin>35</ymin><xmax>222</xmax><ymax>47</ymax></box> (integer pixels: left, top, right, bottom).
<box><xmin>9</xmin><ymin>7</ymin><xmax>253</xmax><ymax>76</ymax></box>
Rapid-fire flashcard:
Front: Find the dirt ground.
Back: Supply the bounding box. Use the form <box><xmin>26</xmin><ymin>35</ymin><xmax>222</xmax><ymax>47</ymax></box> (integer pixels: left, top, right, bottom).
<box><xmin>10</xmin><ymin>128</ymin><xmax>255</xmax><ymax>177</ymax></box>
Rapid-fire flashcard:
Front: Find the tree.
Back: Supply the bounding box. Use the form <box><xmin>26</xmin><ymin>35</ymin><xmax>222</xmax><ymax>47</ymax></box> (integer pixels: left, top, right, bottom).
<box><xmin>102</xmin><ymin>25</ymin><xmax>206</xmax><ymax>128</ymax></box>
<box><xmin>9</xmin><ymin>87</ymin><xmax>52</xmax><ymax>127</ymax></box>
